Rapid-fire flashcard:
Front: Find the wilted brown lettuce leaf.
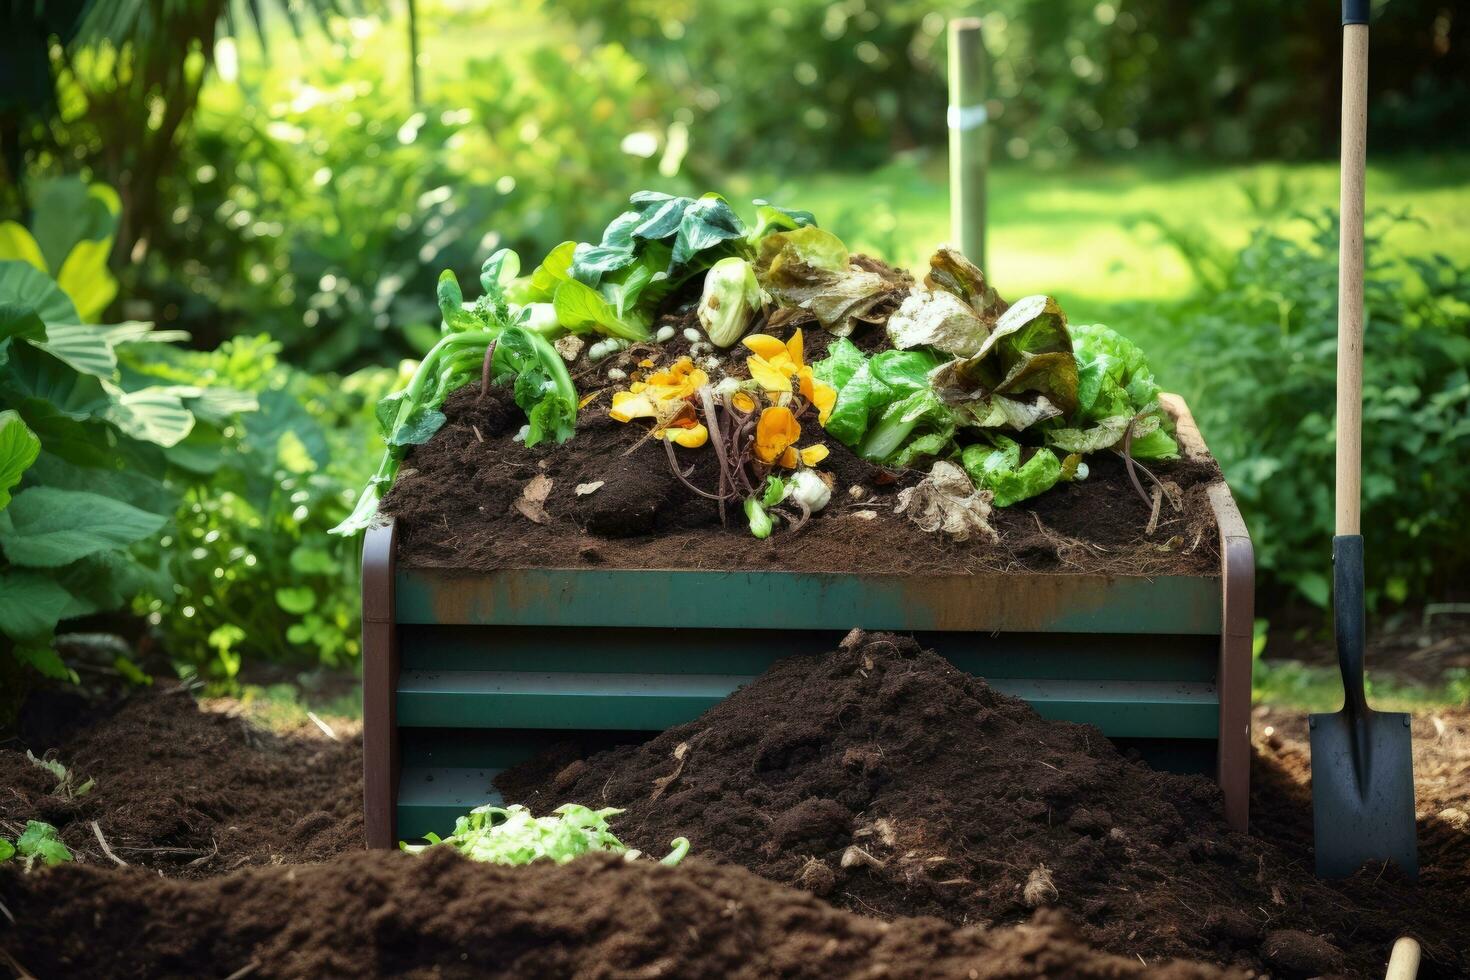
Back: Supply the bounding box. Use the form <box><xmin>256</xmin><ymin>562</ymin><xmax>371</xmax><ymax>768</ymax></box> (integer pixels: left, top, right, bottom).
<box><xmin>894</xmin><ymin>460</ymin><xmax>996</xmax><ymax>541</ymax></box>
<box><xmin>886</xmin><ymin>288</ymin><xmax>990</xmax><ymax>356</ymax></box>
<box><xmin>755</xmin><ymin>230</ymin><xmax>898</xmax><ymax>337</ymax></box>
<box><xmin>927</xmin><ymin>294</ymin><xmax>1079</xmax><ymax>430</ymax></box>
<box><xmin>924</xmin><ymin>247</ymin><xmax>1008</xmax><ymax>320</ymax></box>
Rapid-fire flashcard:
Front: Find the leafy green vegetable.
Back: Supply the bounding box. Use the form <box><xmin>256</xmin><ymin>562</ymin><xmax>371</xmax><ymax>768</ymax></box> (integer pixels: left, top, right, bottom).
<box><xmin>744</xmin><ymin>496</ymin><xmax>774</xmax><ymax>539</ymax></box>
<box><xmin>1057</xmin><ymin>322</ymin><xmax>1179</xmax><ymax>459</ymax></box>
<box><xmin>334</xmin><ymin>269</ymin><xmax>580</xmax><ymax>535</ymax></box>
<box><xmin>402</xmin><ymin>803</ymin><xmax>688</xmax><ymax>867</ymax></box>
<box><xmin>857</xmin><ymin>388</ymin><xmax>956</xmax><ymax>465</ymax></box>
<box><xmin>748</xmin><ymin>200</ymin><xmax>816</xmax><ymax>243</ymax></box>
<box><xmin>961</xmin><ymin>437</ymin><xmax>1065</xmax><ymax>507</ymax></box>
<box><xmin>815</xmin><ymin>344</ymin><xmax>950</xmax><ymax>461</ymax></box>
<box><xmin>754</xmin><ymin>228</ymin><xmax>897</xmax><ymax>337</ymax></box>
<box><xmin>494</xmin><ymin>326</ymin><xmax>579</xmax><ymax>446</ymax></box>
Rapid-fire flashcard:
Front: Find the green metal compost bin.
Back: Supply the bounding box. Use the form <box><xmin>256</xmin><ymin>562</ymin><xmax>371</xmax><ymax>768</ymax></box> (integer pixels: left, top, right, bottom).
<box><xmin>362</xmin><ymin>394</ymin><xmax>1254</xmax><ymax>846</ymax></box>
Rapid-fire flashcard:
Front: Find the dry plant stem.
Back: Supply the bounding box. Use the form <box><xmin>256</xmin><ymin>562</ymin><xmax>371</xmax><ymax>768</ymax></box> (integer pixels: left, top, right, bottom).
<box><xmin>698</xmin><ymin>386</ymin><xmax>732</xmax><ymax>525</ymax></box>
<box><xmin>1120</xmin><ymin>416</ymin><xmax>1153</xmax><ymax>510</ymax></box>
<box><xmin>662</xmin><ymin>438</ymin><xmax>726</xmax><ymax>502</ymax></box>
<box><xmin>91</xmin><ymin>820</ymin><xmax>128</xmax><ymax>867</ymax></box>
<box><xmin>0</xmin><ymin>946</ymin><xmax>35</xmax><ymax>980</ymax></box>
<box><xmin>476</xmin><ymin>338</ymin><xmax>500</xmax><ymax>402</ymax></box>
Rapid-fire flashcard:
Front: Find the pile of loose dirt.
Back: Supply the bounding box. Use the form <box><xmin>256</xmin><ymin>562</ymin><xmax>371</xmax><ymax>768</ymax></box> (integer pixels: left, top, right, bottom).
<box><xmin>0</xmin><ymin>847</ymin><xmax>1230</xmax><ymax>980</ymax></box>
<box><xmin>498</xmin><ymin>632</ymin><xmax>1469</xmax><ymax>978</ymax></box>
<box><xmin>381</xmin><ymin>329</ymin><xmax>1222</xmax><ymax>576</ymax></box>
<box><xmin>0</xmin><ymin>689</ymin><xmax>362</xmax><ymax>876</ymax></box>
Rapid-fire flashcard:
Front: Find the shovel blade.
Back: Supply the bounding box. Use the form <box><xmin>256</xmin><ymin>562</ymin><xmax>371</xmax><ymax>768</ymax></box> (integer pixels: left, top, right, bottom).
<box><xmin>1309</xmin><ymin>709</ymin><xmax>1417</xmax><ymax>879</ymax></box>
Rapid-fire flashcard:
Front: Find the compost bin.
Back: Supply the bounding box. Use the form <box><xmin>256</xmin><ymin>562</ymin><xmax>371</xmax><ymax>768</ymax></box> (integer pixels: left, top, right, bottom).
<box><xmin>361</xmin><ymin>393</ymin><xmax>1252</xmax><ymax>846</ymax></box>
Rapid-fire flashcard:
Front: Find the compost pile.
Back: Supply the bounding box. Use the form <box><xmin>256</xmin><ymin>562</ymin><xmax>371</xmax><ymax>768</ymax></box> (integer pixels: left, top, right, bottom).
<box><xmin>338</xmin><ymin>191</ymin><xmax>1221</xmax><ymax>574</ymax></box>
<box><xmin>2</xmin><ymin>848</ymin><xmax>1231</xmax><ymax>980</ymax></box>
<box><xmin>498</xmin><ymin>632</ymin><xmax>1470</xmax><ymax>978</ymax></box>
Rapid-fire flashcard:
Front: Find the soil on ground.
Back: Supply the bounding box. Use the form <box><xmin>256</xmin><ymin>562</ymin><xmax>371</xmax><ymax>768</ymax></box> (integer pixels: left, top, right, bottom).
<box><xmin>2</xmin><ymin>848</ymin><xmax>1229</xmax><ymax>980</ymax></box>
<box><xmin>4</xmin><ymin>649</ymin><xmax>1468</xmax><ymax>979</ymax></box>
<box><xmin>498</xmin><ymin>632</ymin><xmax>1470</xmax><ymax>979</ymax></box>
<box><xmin>382</xmin><ymin>308</ymin><xmax>1221</xmax><ymax>577</ymax></box>
<box><xmin>0</xmin><ymin>690</ymin><xmax>363</xmax><ymax>877</ymax></box>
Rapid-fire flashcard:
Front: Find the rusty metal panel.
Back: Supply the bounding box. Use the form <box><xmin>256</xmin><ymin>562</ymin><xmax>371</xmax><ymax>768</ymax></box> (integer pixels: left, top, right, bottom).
<box><xmin>395</xmin><ymin>566</ymin><xmax>1222</xmax><ymax>634</ymax></box>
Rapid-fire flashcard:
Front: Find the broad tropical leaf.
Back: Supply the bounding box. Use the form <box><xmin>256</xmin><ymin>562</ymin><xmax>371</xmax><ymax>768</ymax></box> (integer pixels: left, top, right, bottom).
<box><xmin>0</xmin><ymin>486</ymin><xmax>167</xmax><ymax>568</ymax></box>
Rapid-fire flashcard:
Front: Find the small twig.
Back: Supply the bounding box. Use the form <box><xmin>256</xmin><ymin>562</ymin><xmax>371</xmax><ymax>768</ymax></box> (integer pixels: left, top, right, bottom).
<box><xmin>476</xmin><ymin>338</ymin><xmax>500</xmax><ymax>402</ymax></box>
<box><xmin>185</xmin><ymin>839</ymin><xmax>221</xmax><ymax>869</ymax></box>
<box><xmin>471</xmin><ymin>424</ymin><xmax>484</xmax><ymax>444</ymax></box>
<box><xmin>1120</xmin><ymin>416</ymin><xmax>1152</xmax><ymax>510</ymax></box>
<box><xmin>0</xmin><ymin>946</ymin><xmax>36</xmax><ymax>980</ymax></box>
<box><xmin>663</xmin><ymin>438</ymin><xmax>729</xmax><ymax>502</ymax></box>
<box><xmin>113</xmin><ymin>844</ymin><xmax>212</xmax><ymax>857</ymax></box>
<box><xmin>222</xmin><ymin>960</ymin><xmax>262</xmax><ymax>980</ymax></box>
<box><xmin>306</xmin><ymin>711</ymin><xmax>340</xmax><ymax>743</ymax></box>
<box><xmin>91</xmin><ymin>821</ymin><xmax>128</xmax><ymax>867</ymax></box>
<box><xmin>698</xmin><ymin>386</ymin><xmax>731</xmax><ymax>527</ymax></box>
<box><xmin>0</xmin><ymin>898</ymin><xmax>14</xmax><ymax>926</ymax></box>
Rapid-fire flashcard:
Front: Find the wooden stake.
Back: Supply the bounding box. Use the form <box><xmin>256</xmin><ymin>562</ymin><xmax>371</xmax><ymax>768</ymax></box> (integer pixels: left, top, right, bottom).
<box><xmin>947</xmin><ymin>18</ymin><xmax>989</xmax><ymax>269</ymax></box>
<box><xmin>1335</xmin><ymin>22</ymin><xmax>1368</xmax><ymax>536</ymax></box>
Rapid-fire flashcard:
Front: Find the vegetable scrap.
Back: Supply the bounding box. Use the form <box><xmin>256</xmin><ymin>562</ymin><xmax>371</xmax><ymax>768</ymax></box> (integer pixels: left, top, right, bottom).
<box><xmin>400</xmin><ymin>803</ymin><xmax>688</xmax><ymax>868</ymax></box>
<box><xmin>337</xmin><ymin>190</ymin><xmax>1185</xmax><ymax>544</ymax></box>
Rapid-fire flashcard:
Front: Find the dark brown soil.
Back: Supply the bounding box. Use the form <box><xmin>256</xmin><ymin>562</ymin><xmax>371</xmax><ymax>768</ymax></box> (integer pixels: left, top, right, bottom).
<box><xmin>0</xmin><ymin>847</ymin><xmax>1233</xmax><ymax>980</ymax></box>
<box><xmin>497</xmin><ymin>632</ymin><xmax>1470</xmax><ymax>979</ymax></box>
<box><xmin>381</xmin><ymin>331</ymin><xmax>1222</xmax><ymax>576</ymax></box>
<box><xmin>0</xmin><ymin>689</ymin><xmax>362</xmax><ymax>876</ymax></box>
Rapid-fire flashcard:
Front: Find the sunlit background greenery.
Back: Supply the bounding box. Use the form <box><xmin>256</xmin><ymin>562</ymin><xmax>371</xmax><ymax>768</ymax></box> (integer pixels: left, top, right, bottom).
<box><xmin>1</xmin><ymin>0</ymin><xmax>1466</xmax><ymax>713</ymax></box>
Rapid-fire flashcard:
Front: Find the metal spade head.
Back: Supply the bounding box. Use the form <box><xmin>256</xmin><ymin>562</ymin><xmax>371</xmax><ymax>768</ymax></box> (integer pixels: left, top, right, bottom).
<box><xmin>1309</xmin><ymin>536</ymin><xmax>1417</xmax><ymax>880</ymax></box>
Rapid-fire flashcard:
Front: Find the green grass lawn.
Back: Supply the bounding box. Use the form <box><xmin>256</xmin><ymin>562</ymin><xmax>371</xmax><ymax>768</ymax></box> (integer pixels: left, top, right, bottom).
<box><xmin>727</xmin><ymin>152</ymin><xmax>1469</xmax><ymax>392</ymax></box>
<box><xmin>737</xmin><ymin>153</ymin><xmax>1470</xmax><ymax>318</ymax></box>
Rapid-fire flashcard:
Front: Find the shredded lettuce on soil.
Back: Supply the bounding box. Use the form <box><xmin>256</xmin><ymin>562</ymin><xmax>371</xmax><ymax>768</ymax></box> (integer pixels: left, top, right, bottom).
<box><xmin>401</xmin><ymin>803</ymin><xmax>689</xmax><ymax>868</ymax></box>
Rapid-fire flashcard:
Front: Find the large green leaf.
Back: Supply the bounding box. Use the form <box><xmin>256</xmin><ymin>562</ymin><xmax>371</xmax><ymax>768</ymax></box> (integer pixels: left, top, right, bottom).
<box><xmin>26</xmin><ymin>452</ymin><xmax>176</xmax><ymax>516</ymax></box>
<box><xmin>0</xmin><ymin>410</ymin><xmax>41</xmax><ymax>511</ymax></box>
<box><xmin>35</xmin><ymin>323</ymin><xmax>118</xmax><ymax>378</ymax></box>
<box><xmin>0</xmin><ymin>344</ymin><xmax>109</xmax><ymax>420</ymax></box>
<box><xmin>0</xmin><ymin>571</ymin><xmax>72</xmax><ymax>641</ymax></box>
<box><xmin>104</xmin><ymin>385</ymin><xmax>197</xmax><ymax>447</ymax></box>
<box><xmin>30</xmin><ymin>177</ymin><xmax>118</xmax><ymax>275</ymax></box>
<box><xmin>0</xmin><ymin>303</ymin><xmax>47</xmax><ymax>343</ymax></box>
<box><xmin>0</xmin><ymin>486</ymin><xmax>167</xmax><ymax>568</ymax></box>
<box><xmin>0</xmin><ymin>261</ymin><xmax>78</xmax><ymax>324</ymax></box>
<box><xmin>57</xmin><ymin>238</ymin><xmax>118</xmax><ymax>322</ymax></box>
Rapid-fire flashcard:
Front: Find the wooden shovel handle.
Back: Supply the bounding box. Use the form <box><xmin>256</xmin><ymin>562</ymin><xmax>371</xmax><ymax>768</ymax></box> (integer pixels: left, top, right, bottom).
<box><xmin>1336</xmin><ymin>8</ymin><xmax>1369</xmax><ymax>536</ymax></box>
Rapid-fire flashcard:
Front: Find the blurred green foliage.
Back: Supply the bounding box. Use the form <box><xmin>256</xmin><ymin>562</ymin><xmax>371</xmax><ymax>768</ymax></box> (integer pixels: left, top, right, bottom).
<box><xmin>1151</xmin><ymin>210</ymin><xmax>1470</xmax><ymax>610</ymax></box>
<box><xmin>559</xmin><ymin>0</ymin><xmax>1468</xmax><ymax>170</ymax></box>
<box><xmin>124</xmin><ymin>335</ymin><xmax>397</xmax><ymax>680</ymax></box>
<box><xmin>130</xmin><ymin>34</ymin><xmax>685</xmax><ymax>371</ymax></box>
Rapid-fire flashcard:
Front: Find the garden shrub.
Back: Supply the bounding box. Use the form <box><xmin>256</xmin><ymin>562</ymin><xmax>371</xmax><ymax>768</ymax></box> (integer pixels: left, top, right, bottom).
<box><xmin>128</xmin><ymin>337</ymin><xmax>397</xmax><ymax>681</ymax></box>
<box><xmin>1156</xmin><ymin>211</ymin><xmax>1470</xmax><ymax>610</ymax></box>
<box><xmin>130</xmin><ymin>36</ymin><xmax>683</xmax><ymax>372</ymax></box>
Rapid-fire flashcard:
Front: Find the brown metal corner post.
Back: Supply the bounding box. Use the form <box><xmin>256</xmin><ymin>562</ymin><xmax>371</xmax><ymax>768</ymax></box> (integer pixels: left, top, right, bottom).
<box><xmin>1165</xmin><ymin>394</ymin><xmax>1254</xmax><ymax>832</ymax></box>
<box><xmin>362</xmin><ymin>520</ymin><xmax>400</xmax><ymax>849</ymax></box>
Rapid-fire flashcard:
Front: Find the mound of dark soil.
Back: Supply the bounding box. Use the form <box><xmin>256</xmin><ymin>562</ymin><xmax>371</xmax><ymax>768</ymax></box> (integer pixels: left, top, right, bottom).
<box><xmin>0</xmin><ymin>690</ymin><xmax>362</xmax><ymax>876</ymax></box>
<box><xmin>0</xmin><ymin>848</ymin><xmax>1230</xmax><ymax>980</ymax></box>
<box><xmin>497</xmin><ymin>632</ymin><xmax>1469</xmax><ymax>978</ymax></box>
<box><xmin>381</xmin><ymin>324</ymin><xmax>1222</xmax><ymax>576</ymax></box>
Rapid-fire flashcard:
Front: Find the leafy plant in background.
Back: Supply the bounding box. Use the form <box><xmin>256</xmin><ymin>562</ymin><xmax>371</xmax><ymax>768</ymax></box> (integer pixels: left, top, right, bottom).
<box><xmin>1154</xmin><ymin>210</ymin><xmax>1470</xmax><ymax>610</ymax></box>
<box><xmin>125</xmin><ymin>31</ymin><xmax>685</xmax><ymax>372</ymax></box>
<box><xmin>127</xmin><ymin>335</ymin><xmax>397</xmax><ymax>680</ymax></box>
<box><xmin>0</xmin><ymin>180</ymin><xmax>257</xmax><ymax>710</ymax></box>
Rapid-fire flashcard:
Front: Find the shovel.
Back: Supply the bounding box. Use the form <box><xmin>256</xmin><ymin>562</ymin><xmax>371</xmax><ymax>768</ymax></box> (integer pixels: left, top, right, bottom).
<box><xmin>1308</xmin><ymin>0</ymin><xmax>1417</xmax><ymax>881</ymax></box>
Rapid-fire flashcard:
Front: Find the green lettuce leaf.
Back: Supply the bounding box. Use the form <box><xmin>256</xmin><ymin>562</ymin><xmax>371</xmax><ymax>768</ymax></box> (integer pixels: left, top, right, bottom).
<box><xmin>961</xmin><ymin>436</ymin><xmax>1064</xmax><ymax>507</ymax></box>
